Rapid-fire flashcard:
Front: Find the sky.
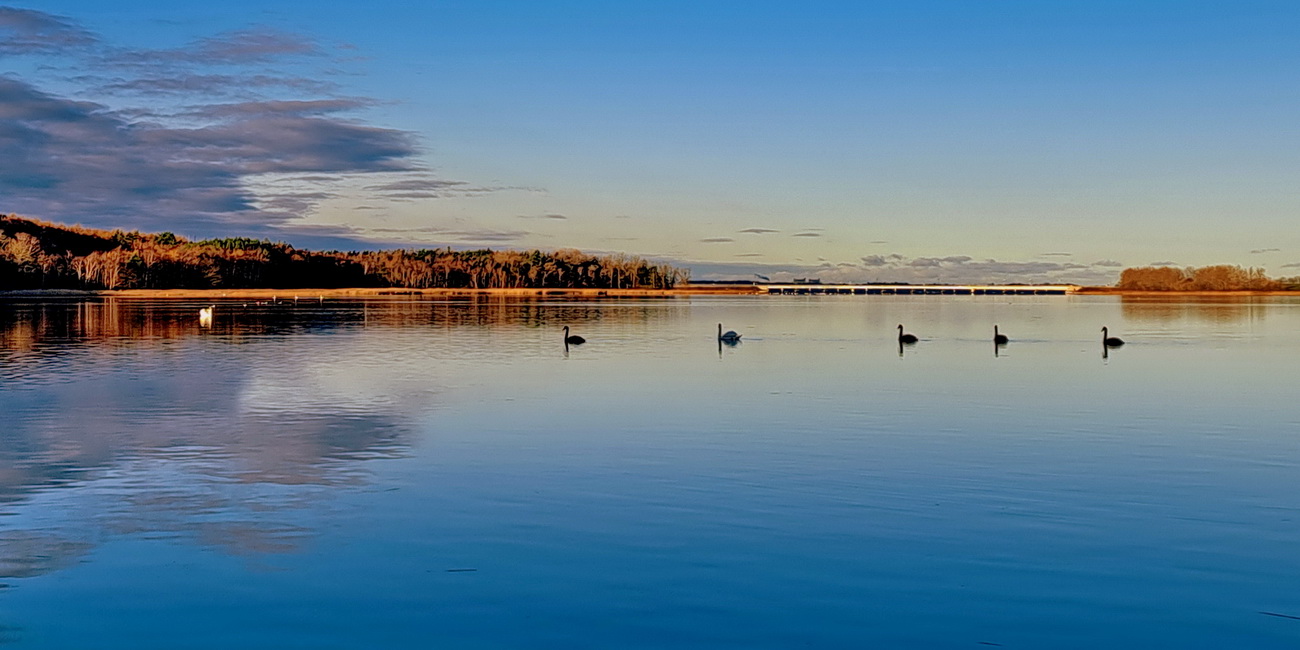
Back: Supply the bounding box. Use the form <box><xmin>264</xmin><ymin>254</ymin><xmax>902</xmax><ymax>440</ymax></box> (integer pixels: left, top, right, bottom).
<box><xmin>3</xmin><ymin>1</ymin><xmax>1299</xmax><ymax>284</ymax></box>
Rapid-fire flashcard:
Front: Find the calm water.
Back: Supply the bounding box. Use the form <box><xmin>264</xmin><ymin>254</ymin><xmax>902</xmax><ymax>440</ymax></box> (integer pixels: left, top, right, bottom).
<box><xmin>1</xmin><ymin>295</ymin><xmax>1298</xmax><ymax>648</ymax></box>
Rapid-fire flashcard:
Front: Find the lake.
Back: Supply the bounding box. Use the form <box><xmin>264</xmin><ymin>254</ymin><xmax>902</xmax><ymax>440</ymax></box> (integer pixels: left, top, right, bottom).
<box><xmin>1</xmin><ymin>294</ymin><xmax>1298</xmax><ymax>648</ymax></box>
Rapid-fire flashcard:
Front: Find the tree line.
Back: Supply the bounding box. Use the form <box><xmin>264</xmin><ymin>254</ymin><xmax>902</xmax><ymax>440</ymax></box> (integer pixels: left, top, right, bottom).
<box><xmin>1117</xmin><ymin>265</ymin><xmax>1289</xmax><ymax>291</ymax></box>
<box><xmin>0</xmin><ymin>215</ymin><xmax>687</xmax><ymax>290</ymax></box>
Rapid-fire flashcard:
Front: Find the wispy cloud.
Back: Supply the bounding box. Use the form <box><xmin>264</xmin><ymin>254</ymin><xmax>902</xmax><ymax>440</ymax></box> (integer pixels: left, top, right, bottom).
<box><xmin>860</xmin><ymin>254</ymin><xmax>905</xmax><ymax>267</ymax></box>
<box><xmin>792</xmin><ymin>232</ymin><xmax>822</xmax><ymax>238</ymax></box>
<box><xmin>738</xmin><ymin>227</ymin><xmax>779</xmax><ymax>234</ymax></box>
<box><xmin>687</xmin><ymin>252</ymin><xmax>1125</xmax><ymax>284</ymax></box>
<box><xmin>909</xmin><ymin>255</ymin><xmax>972</xmax><ymax>267</ymax></box>
<box><xmin>1040</xmin><ymin>252</ymin><xmax>1072</xmax><ymax>257</ymax></box>
<box><xmin>517</xmin><ymin>213</ymin><xmax>568</xmax><ymax>220</ymax></box>
<box><xmin>191</xmin><ymin>29</ymin><xmax>322</xmax><ymax>64</ymax></box>
<box><xmin>442</xmin><ymin>229</ymin><xmax>532</xmax><ymax>244</ymax></box>
<box><xmin>0</xmin><ymin>7</ymin><xmax>98</xmax><ymax>55</ymax></box>
<box><xmin>1251</xmin><ymin>248</ymin><xmax>1281</xmax><ymax>254</ymax></box>
<box><xmin>700</xmin><ymin>237</ymin><xmax>734</xmax><ymax>243</ymax></box>
<box><xmin>89</xmin><ymin>73</ymin><xmax>337</xmax><ymax>97</ymax></box>
<box><xmin>186</xmin><ymin>98</ymin><xmax>375</xmax><ymax>119</ymax></box>
<box><xmin>364</xmin><ymin>177</ymin><xmax>513</xmax><ymax>200</ymax></box>
<box><xmin>105</xmin><ymin>28</ymin><xmax>322</xmax><ymax>71</ymax></box>
<box><xmin>361</xmin><ymin>225</ymin><xmax>531</xmax><ymax>244</ymax></box>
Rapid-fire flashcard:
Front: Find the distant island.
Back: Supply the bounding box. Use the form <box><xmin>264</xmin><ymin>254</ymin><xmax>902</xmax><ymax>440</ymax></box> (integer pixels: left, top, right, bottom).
<box><xmin>1116</xmin><ymin>265</ymin><xmax>1296</xmax><ymax>291</ymax></box>
<box><xmin>0</xmin><ymin>215</ymin><xmax>687</xmax><ymax>291</ymax></box>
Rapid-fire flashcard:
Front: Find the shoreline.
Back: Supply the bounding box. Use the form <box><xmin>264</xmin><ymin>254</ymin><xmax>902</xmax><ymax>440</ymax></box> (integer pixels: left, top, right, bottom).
<box><xmin>1</xmin><ymin>286</ymin><xmax>1296</xmax><ymax>299</ymax></box>
<box><xmin>0</xmin><ymin>286</ymin><xmax>767</xmax><ymax>299</ymax></box>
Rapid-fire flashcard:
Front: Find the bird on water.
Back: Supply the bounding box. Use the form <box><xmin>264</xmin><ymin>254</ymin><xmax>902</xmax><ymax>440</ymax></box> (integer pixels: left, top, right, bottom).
<box><xmin>718</xmin><ymin>323</ymin><xmax>741</xmax><ymax>343</ymax></box>
<box><xmin>1102</xmin><ymin>327</ymin><xmax>1124</xmax><ymax>347</ymax></box>
<box><xmin>563</xmin><ymin>326</ymin><xmax>586</xmax><ymax>345</ymax></box>
<box><xmin>198</xmin><ymin>305</ymin><xmax>214</xmax><ymax>327</ymax></box>
<box><xmin>897</xmin><ymin>324</ymin><xmax>918</xmax><ymax>344</ymax></box>
<box><xmin>994</xmin><ymin>325</ymin><xmax>1008</xmax><ymax>345</ymax></box>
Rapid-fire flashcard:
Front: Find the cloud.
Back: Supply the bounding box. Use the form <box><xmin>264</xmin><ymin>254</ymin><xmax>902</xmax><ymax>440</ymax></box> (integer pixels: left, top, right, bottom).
<box><xmin>1150</xmin><ymin>261</ymin><xmax>1179</xmax><ymax>266</ymax></box>
<box><xmin>442</xmin><ymin>229</ymin><xmax>531</xmax><ymax>244</ymax></box>
<box><xmin>191</xmin><ymin>29</ymin><xmax>322</xmax><ymax>64</ymax></box>
<box><xmin>738</xmin><ymin>227</ymin><xmax>779</xmax><ymax>234</ymax></box>
<box><xmin>1281</xmin><ymin>262</ymin><xmax>1300</xmax><ymax>269</ymax></box>
<box><xmin>365</xmin><ymin>226</ymin><xmax>448</xmax><ymax>234</ymax></box>
<box><xmin>361</xmin><ymin>225</ymin><xmax>531</xmax><ymax>245</ymax></box>
<box><xmin>109</xmin><ymin>28</ymin><xmax>322</xmax><ymax>68</ymax></box>
<box><xmin>684</xmin><ymin>252</ymin><xmax>1127</xmax><ymax>284</ymax></box>
<box><xmin>1040</xmin><ymin>252</ymin><xmax>1072</xmax><ymax>257</ymax></box>
<box><xmin>254</xmin><ymin>191</ymin><xmax>337</xmax><ymax>215</ymax></box>
<box><xmin>1250</xmin><ymin>248</ymin><xmax>1281</xmax><ymax>254</ymax></box>
<box><xmin>792</xmin><ymin>232</ymin><xmax>822</xmax><ymax>238</ymax></box>
<box><xmin>0</xmin><ymin>7</ymin><xmax>98</xmax><ymax>55</ymax></box>
<box><xmin>909</xmin><ymin>255</ymin><xmax>972</xmax><ymax>266</ymax></box>
<box><xmin>700</xmin><ymin>237</ymin><xmax>734</xmax><ymax>243</ymax></box>
<box><xmin>364</xmin><ymin>177</ymin><xmax>510</xmax><ymax>200</ymax></box>
<box><xmin>91</xmin><ymin>74</ymin><xmax>337</xmax><ymax>97</ymax></box>
<box><xmin>0</xmin><ymin>74</ymin><xmax>424</xmax><ymax>235</ymax></box>
<box><xmin>187</xmin><ymin>99</ymin><xmax>375</xmax><ymax>119</ymax></box>
<box><xmin>517</xmin><ymin>213</ymin><xmax>568</xmax><ymax>220</ymax></box>
<box><xmin>734</xmin><ymin>253</ymin><xmax>764</xmax><ymax>257</ymax></box>
<box><xmin>0</xmin><ymin>9</ymin><xmax>517</xmax><ymax>242</ymax></box>
<box><xmin>860</xmin><ymin>254</ymin><xmax>905</xmax><ymax>267</ymax></box>
<box><xmin>1093</xmin><ymin>259</ymin><xmax>1124</xmax><ymax>267</ymax></box>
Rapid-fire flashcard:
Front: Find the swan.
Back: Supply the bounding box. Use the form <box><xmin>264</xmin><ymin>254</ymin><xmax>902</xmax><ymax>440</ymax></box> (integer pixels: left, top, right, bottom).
<box><xmin>718</xmin><ymin>323</ymin><xmax>741</xmax><ymax>342</ymax></box>
<box><xmin>1102</xmin><ymin>327</ymin><xmax>1124</xmax><ymax>347</ymax></box>
<box><xmin>994</xmin><ymin>325</ymin><xmax>1008</xmax><ymax>345</ymax></box>
<box><xmin>563</xmin><ymin>326</ymin><xmax>586</xmax><ymax>345</ymax></box>
<box><xmin>198</xmin><ymin>305</ymin><xmax>214</xmax><ymax>327</ymax></box>
<box><xmin>897</xmin><ymin>324</ymin><xmax>918</xmax><ymax>344</ymax></box>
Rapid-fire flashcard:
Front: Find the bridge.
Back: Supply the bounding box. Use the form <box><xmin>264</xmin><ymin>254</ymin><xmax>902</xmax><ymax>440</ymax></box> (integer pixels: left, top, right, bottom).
<box><xmin>760</xmin><ymin>283</ymin><xmax>1079</xmax><ymax>296</ymax></box>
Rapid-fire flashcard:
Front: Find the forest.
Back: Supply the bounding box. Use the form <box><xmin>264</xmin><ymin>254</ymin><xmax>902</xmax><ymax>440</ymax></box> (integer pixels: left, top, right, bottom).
<box><xmin>1117</xmin><ymin>265</ymin><xmax>1294</xmax><ymax>291</ymax></box>
<box><xmin>0</xmin><ymin>215</ymin><xmax>687</xmax><ymax>290</ymax></box>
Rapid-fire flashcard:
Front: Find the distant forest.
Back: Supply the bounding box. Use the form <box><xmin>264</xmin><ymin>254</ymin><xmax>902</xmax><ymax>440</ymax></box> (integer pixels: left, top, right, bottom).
<box><xmin>1117</xmin><ymin>265</ymin><xmax>1296</xmax><ymax>291</ymax></box>
<box><xmin>0</xmin><ymin>215</ymin><xmax>687</xmax><ymax>290</ymax></box>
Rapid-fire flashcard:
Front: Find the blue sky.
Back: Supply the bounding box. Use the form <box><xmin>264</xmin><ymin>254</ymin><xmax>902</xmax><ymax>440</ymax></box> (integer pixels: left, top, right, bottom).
<box><xmin>3</xmin><ymin>1</ymin><xmax>1298</xmax><ymax>283</ymax></box>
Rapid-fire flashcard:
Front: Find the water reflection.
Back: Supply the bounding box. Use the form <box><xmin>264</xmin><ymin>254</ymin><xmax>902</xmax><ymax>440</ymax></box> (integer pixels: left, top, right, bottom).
<box><xmin>3</xmin><ymin>295</ymin><xmax>1300</xmax><ymax>648</ymax></box>
<box><xmin>0</xmin><ymin>296</ymin><xmax>684</xmax><ymax>578</ymax></box>
<box><xmin>0</xmin><ymin>299</ymin><xmax>431</xmax><ymax>579</ymax></box>
<box><xmin>0</xmin><ymin>532</ymin><xmax>91</xmax><ymax>579</ymax></box>
<box><xmin>1120</xmin><ymin>295</ymin><xmax>1271</xmax><ymax>325</ymax></box>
